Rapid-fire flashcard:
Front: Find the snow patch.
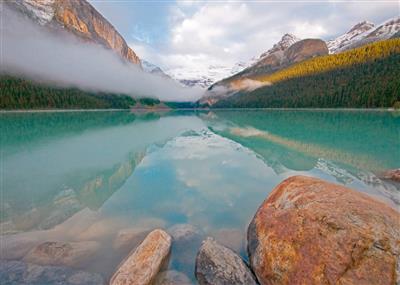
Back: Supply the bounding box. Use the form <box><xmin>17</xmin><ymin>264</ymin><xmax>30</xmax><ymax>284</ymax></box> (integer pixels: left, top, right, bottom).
<box><xmin>327</xmin><ymin>16</ymin><xmax>399</xmax><ymax>54</ymax></box>
<box><xmin>165</xmin><ymin>60</ymin><xmax>256</xmax><ymax>89</ymax></box>
<box><xmin>17</xmin><ymin>0</ymin><xmax>56</xmax><ymax>25</ymax></box>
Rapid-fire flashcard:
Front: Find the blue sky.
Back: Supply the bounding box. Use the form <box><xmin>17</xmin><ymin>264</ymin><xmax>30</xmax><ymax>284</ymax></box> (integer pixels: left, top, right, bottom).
<box><xmin>89</xmin><ymin>0</ymin><xmax>399</xmax><ymax>72</ymax></box>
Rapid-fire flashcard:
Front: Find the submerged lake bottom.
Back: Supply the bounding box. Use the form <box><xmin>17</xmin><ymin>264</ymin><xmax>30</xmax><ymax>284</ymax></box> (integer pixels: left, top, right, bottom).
<box><xmin>1</xmin><ymin>109</ymin><xmax>399</xmax><ymax>283</ymax></box>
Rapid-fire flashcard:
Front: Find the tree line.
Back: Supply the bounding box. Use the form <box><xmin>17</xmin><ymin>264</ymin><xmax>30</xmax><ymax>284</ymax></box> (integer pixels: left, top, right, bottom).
<box><xmin>0</xmin><ymin>76</ymin><xmax>161</xmax><ymax>109</ymax></box>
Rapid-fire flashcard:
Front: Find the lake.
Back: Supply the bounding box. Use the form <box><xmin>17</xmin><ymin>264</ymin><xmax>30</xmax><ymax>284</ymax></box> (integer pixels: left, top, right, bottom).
<box><xmin>1</xmin><ymin>110</ymin><xmax>399</xmax><ymax>283</ymax></box>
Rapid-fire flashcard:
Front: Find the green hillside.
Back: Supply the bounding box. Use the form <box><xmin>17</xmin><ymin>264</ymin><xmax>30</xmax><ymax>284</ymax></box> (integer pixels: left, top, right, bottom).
<box><xmin>213</xmin><ymin>39</ymin><xmax>400</xmax><ymax>108</ymax></box>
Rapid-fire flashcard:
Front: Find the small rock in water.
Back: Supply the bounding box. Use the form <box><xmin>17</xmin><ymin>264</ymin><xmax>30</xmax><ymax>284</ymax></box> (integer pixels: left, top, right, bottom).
<box><xmin>195</xmin><ymin>237</ymin><xmax>258</xmax><ymax>285</ymax></box>
<box><xmin>110</xmin><ymin>229</ymin><xmax>172</xmax><ymax>285</ymax></box>
<box><xmin>23</xmin><ymin>241</ymin><xmax>100</xmax><ymax>268</ymax></box>
<box><xmin>248</xmin><ymin>175</ymin><xmax>400</xmax><ymax>285</ymax></box>
<box><xmin>0</xmin><ymin>235</ymin><xmax>40</xmax><ymax>260</ymax></box>
<box><xmin>112</xmin><ymin>228</ymin><xmax>150</xmax><ymax>250</ymax></box>
<box><xmin>0</xmin><ymin>260</ymin><xmax>104</xmax><ymax>285</ymax></box>
<box><xmin>155</xmin><ymin>270</ymin><xmax>193</xmax><ymax>285</ymax></box>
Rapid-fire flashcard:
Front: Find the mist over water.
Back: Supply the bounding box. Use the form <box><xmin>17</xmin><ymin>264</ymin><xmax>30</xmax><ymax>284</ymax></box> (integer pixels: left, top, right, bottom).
<box><xmin>1</xmin><ymin>7</ymin><xmax>203</xmax><ymax>102</ymax></box>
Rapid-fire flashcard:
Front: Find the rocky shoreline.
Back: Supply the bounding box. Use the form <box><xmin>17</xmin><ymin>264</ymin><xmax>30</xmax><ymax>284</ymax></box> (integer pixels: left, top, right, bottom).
<box><xmin>1</xmin><ymin>175</ymin><xmax>399</xmax><ymax>285</ymax></box>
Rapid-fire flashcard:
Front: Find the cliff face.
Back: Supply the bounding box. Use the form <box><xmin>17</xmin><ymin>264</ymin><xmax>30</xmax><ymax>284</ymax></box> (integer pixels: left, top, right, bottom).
<box><xmin>8</xmin><ymin>0</ymin><xmax>141</xmax><ymax>66</ymax></box>
<box><xmin>283</xmin><ymin>39</ymin><xmax>328</xmax><ymax>64</ymax></box>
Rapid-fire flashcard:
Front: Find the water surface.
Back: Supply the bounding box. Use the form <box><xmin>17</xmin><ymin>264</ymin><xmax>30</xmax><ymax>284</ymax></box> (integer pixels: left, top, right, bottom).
<box><xmin>1</xmin><ymin>110</ymin><xmax>399</xmax><ymax>283</ymax></box>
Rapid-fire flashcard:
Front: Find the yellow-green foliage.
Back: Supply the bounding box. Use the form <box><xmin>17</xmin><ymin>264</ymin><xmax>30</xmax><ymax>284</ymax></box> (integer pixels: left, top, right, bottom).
<box><xmin>256</xmin><ymin>38</ymin><xmax>400</xmax><ymax>84</ymax></box>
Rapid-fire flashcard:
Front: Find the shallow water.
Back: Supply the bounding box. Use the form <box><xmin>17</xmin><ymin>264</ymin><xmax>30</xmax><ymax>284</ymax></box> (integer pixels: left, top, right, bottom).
<box><xmin>1</xmin><ymin>110</ymin><xmax>399</xmax><ymax>283</ymax></box>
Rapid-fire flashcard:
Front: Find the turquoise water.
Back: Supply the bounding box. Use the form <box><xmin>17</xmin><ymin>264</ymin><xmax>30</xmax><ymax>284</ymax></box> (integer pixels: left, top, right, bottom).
<box><xmin>1</xmin><ymin>110</ymin><xmax>399</xmax><ymax>283</ymax></box>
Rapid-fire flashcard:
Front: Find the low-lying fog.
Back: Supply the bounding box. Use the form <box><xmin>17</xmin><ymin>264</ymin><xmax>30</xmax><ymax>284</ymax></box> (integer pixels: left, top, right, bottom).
<box><xmin>1</xmin><ymin>7</ymin><xmax>203</xmax><ymax>102</ymax></box>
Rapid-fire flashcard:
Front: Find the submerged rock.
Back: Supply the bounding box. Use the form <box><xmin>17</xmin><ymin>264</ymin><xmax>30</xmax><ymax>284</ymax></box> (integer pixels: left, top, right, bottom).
<box><xmin>0</xmin><ymin>235</ymin><xmax>40</xmax><ymax>260</ymax></box>
<box><xmin>23</xmin><ymin>241</ymin><xmax>100</xmax><ymax>268</ymax></box>
<box><xmin>168</xmin><ymin>224</ymin><xmax>203</xmax><ymax>242</ymax></box>
<box><xmin>110</xmin><ymin>229</ymin><xmax>172</xmax><ymax>285</ymax></box>
<box><xmin>112</xmin><ymin>228</ymin><xmax>150</xmax><ymax>250</ymax></box>
<box><xmin>167</xmin><ymin>224</ymin><xmax>204</xmax><ymax>277</ymax></box>
<box><xmin>155</xmin><ymin>270</ymin><xmax>193</xmax><ymax>285</ymax></box>
<box><xmin>213</xmin><ymin>228</ymin><xmax>245</xmax><ymax>254</ymax></box>
<box><xmin>0</xmin><ymin>260</ymin><xmax>104</xmax><ymax>285</ymax></box>
<box><xmin>248</xmin><ymin>175</ymin><xmax>400</xmax><ymax>285</ymax></box>
<box><xmin>380</xmin><ymin>168</ymin><xmax>400</xmax><ymax>183</ymax></box>
<box><xmin>195</xmin><ymin>237</ymin><xmax>257</xmax><ymax>285</ymax></box>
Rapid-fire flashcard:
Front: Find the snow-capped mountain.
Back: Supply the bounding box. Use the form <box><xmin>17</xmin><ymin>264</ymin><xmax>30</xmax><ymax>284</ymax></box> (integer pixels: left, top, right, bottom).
<box><xmin>327</xmin><ymin>16</ymin><xmax>399</xmax><ymax>53</ymax></box>
<box><xmin>141</xmin><ymin>60</ymin><xmax>170</xmax><ymax>78</ymax></box>
<box><xmin>366</xmin><ymin>17</ymin><xmax>400</xmax><ymax>39</ymax></box>
<box><xmin>259</xmin><ymin>33</ymin><xmax>301</xmax><ymax>59</ymax></box>
<box><xmin>327</xmin><ymin>21</ymin><xmax>374</xmax><ymax>53</ymax></box>
<box><xmin>166</xmin><ymin>60</ymin><xmax>255</xmax><ymax>89</ymax></box>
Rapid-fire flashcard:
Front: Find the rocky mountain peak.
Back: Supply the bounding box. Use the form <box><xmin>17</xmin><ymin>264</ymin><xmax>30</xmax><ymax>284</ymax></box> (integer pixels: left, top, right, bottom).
<box><xmin>365</xmin><ymin>16</ymin><xmax>399</xmax><ymax>39</ymax></box>
<box><xmin>348</xmin><ymin>21</ymin><xmax>375</xmax><ymax>34</ymax></box>
<box><xmin>327</xmin><ymin>17</ymin><xmax>399</xmax><ymax>54</ymax></box>
<box><xmin>13</xmin><ymin>0</ymin><xmax>56</xmax><ymax>25</ymax></box>
<box><xmin>7</xmin><ymin>0</ymin><xmax>141</xmax><ymax>66</ymax></box>
<box><xmin>141</xmin><ymin>60</ymin><xmax>170</xmax><ymax>78</ymax></box>
<box><xmin>327</xmin><ymin>20</ymin><xmax>375</xmax><ymax>53</ymax></box>
<box><xmin>260</xmin><ymin>33</ymin><xmax>301</xmax><ymax>58</ymax></box>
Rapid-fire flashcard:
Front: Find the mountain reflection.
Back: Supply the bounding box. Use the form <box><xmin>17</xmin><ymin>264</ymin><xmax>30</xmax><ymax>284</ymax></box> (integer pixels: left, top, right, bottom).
<box><xmin>201</xmin><ymin>110</ymin><xmax>400</xmax><ymax>172</ymax></box>
<box><xmin>2</xmin><ymin>110</ymin><xmax>399</xmax><ymax>235</ymax></box>
<box><xmin>1</xmin><ymin>110</ymin><xmax>398</xmax><ymax>282</ymax></box>
<box><xmin>1</xmin><ymin>111</ymin><xmax>201</xmax><ymax>232</ymax></box>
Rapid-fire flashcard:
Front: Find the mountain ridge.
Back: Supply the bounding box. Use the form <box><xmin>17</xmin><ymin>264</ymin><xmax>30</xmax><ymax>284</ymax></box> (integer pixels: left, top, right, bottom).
<box><xmin>211</xmin><ymin>38</ymin><xmax>400</xmax><ymax>108</ymax></box>
<box><xmin>7</xmin><ymin>0</ymin><xmax>141</xmax><ymax>66</ymax></box>
<box><xmin>201</xmin><ymin>15</ymin><xmax>400</xmax><ymax>106</ymax></box>
<box><xmin>327</xmin><ymin>16</ymin><xmax>399</xmax><ymax>53</ymax></box>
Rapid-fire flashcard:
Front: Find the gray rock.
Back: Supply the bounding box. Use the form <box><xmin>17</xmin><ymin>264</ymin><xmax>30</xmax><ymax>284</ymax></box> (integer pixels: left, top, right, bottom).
<box><xmin>0</xmin><ymin>260</ymin><xmax>104</xmax><ymax>285</ymax></box>
<box><xmin>195</xmin><ymin>237</ymin><xmax>258</xmax><ymax>285</ymax></box>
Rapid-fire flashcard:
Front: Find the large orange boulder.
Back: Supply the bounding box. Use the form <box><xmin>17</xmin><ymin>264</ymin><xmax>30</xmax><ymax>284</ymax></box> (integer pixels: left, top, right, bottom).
<box><xmin>248</xmin><ymin>176</ymin><xmax>400</xmax><ymax>285</ymax></box>
<box><xmin>109</xmin><ymin>229</ymin><xmax>171</xmax><ymax>285</ymax></box>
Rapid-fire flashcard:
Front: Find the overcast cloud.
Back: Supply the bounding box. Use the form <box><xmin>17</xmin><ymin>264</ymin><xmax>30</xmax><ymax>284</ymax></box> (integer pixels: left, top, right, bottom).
<box><xmin>90</xmin><ymin>0</ymin><xmax>399</xmax><ymax>73</ymax></box>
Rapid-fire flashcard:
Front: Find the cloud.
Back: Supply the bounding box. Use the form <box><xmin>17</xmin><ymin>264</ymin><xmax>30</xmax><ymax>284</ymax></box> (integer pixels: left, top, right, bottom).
<box><xmin>170</xmin><ymin>3</ymin><xmax>251</xmax><ymax>58</ymax></box>
<box><xmin>132</xmin><ymin>0</ymin><xmax>398</xmax><ymax>78</ymax></box>
<box><xmin>1</xmin><ymin>7</ymin><xmax>203</xmax><ymax>102</ymax></box>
